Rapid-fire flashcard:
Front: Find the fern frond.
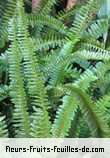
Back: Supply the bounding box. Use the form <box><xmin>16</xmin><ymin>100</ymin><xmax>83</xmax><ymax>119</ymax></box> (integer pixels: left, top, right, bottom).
<box><xmin>0</xmin><ymin>115</ymin><xmax>8</xmax><ymax>137</ymax></box>
<box><xmin>52</xmin><ymin>95</ymin><xmax>78</xmax><ymax>137</ymax></box>
<box><xmin>73</xmin><ymin>57</ymin><xmax>92</xmax><ymax>70</ymax></box>
<box><xmin>31</xmin><ymin>107</ymin><xmax>51</xmax><ymax>137</ymax></box>
<box><xmin>82</xmin><ymin>43</ymin><xmax>107</xmax><ymax>52</ymax></box>
<box><xmin>74</xmin><ymin>69</ymin><xmax>97</xmax><ymax>92</ymax></box>
<box><xmin>0</xmin><ymin>0</ymin><xmax>17</xmax><ymax>48</ymax></box>
<box><xmin>7</xmin><ymin>18</ymin><xmax>31</xmax><ymax>137</ymax></box>
<box><xmin>93</xmin><ymin>62</ymin><xmax>110</xmax><ymax>77</ymax></box>
<box><xmin>96</xmin><ymin>93</ymin><xmax>110</xmax><ymax>109</ymax></box>
<box><xmin>40</xmin><ymin>0</ymin><xmax>57</xmax><ymax>15</ymax></box>
<box><xmin>33</xmin><ymin>0</ymin><xmax>57</xmax><ymax>15</ymax></box>
<box><xmin>16</xmin><ymin>0</ymin><xmax>51</xmax><ymax>137</ymax></box>
<box><xmin>28</xmin><ymin>14</ymin><xmax>68</xmax><ymax>35</ymax></box>
<box><xmin>64</xmin><ymin>84</ymin><xmax>110</xmax><ymax>137</ymax></box>
<box><xmin>34</xmin><ymin>35</ymin><xmax>65</xmax><ymax>52</ymax></box>
<box><xmin>83</xmin><ymin>18</ymin><xmax>108</xmax><ymax>39</ymax></box>
<box><xmin>96</xmin><ymin>93</ymin><xmax>110</xmax><ymax>124</ymax></box>
<box><xmin>48</xmin><ymin>54</ymin><xmax>72</xmax><ymax>86</ymax></box>
<box><xmin>76</xmin><ymin>49</ymin><xmax>110</xmax><ymax>60</ymax></box>
<box><xmin>56</xmin><ymin>5</ymin><xmax>80</xmax><ymax>21</ymax></box>
<box><xmin>43</xmin><ymin>42</ymin><xmax>73</xmax><ymax>82</ymax></box>
<box><xmin>73</xmin><ymin>112</ymin><xmax>91</xmax><ymax>138</ymax></box>
<box><xmin>90</xmin><ymin>62</ymin><xmax>110</xmax><ymax>94</ymax></box>
<box><xmin>68</xmin><ymin>0</ymin><xmax>103</xmax><ymax>42</ymax></box>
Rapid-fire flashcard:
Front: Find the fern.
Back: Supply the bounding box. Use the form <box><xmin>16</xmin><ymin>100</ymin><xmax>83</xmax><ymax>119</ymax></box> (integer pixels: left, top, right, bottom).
<box><xmin>76</xmin><ymin>50</ymin><xmax>110</xmax><ymax>60</ymax></box>
<box><xmin>83</xmin><ymin>18</ymin><xmax>108</xmax><ymax>39</ymax></box>
<box><xmin>40</xmin><ymin>0</ymin><xmax>57</xmax><ymax>15</ymax></box>
<box><xmin>33</xmin><ymin>0</ymin><xmax>57</xmax><ymax>15</ymax></box>
<box><xmin>73</xmin><ymin>69</ymin><xmax>97</xmax><ymax>91</ymax></box>
<box><xmin>0</xmin><ymin>0</ymin><xmax>110</xmax><ymax>138</ymax></box>
<box><xmin>64</xmin><ymin>84</ymin><xmax>110</xmax><ymax>137</ymax></box>
<box><xmin>33</xmin><ymin>35</ymin><xmax>65</xmax><ymax>51</ymax></box>
<box><xmin>28</xmin><ymin>14</ymin><xmax>68</xmax><ymax>35</ymax></box>
<box><xmin>0</xmin><ymin>0</ymin><xmax>17</xmax><ymax>48</ymax></box>
<box><xmin>68</xmin><ymin>0</ymin><xmax>103</xmax><ymax>42</ymax></box>
<box><xmin>31</xmin><ymin>107</ymin><xmax>51</xmax><ymax>137</ymax></box>
<box><xmin>0</xmin><ymin>115</ymin><xmax>8</xmax><ymax>137</ymax></box>
<box><xmin>16</xmin><ymin>0</ymin><xmax>51</xmax><ymax>137</ymax></box>
<box><xmin>52</xmin><ymin>95</ymin><xmax>78</xmax><ymax>137</ymax></box>
<box><xmin>56</xmin><ymin>5</ymin><xmax>80</xmax><ymax>21</ymax></box>
<box><xmin>7</xmin><ymin>18</ymin><xmax>31</xmax><ymax>137</ymax></box>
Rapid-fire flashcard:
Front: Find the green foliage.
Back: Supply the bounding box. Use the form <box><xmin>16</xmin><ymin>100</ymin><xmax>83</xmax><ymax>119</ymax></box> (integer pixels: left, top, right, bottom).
<box><xmin>0</xmin><ymin>0</ymin><xmax>17</xmax><ymax>48</ymax></box>
<box><xmin>0</xmin><ymin>115</ymin><xmax>8</xmax><ymax>137</ymax></box>
<box><xmin>0</xmin><ymin>0</ymin><xmax>110</xmax><ymax>138</ymax></box>
<box><xmin>7</xmin><ymin>17</ymin><xmax>31</xmax><ymax>137</ymax></box>
<box><xmin>52</xmin><ymin>95</ymin><xmax>78</xmax><ymax>137</ymax></box>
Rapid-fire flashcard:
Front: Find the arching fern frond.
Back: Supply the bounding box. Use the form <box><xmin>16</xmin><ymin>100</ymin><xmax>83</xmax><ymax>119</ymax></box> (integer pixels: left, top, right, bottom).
<box><xmin>65</xmin><ymin>84</ymin><xmax>110</xmax><ymax>137</ymax></box>
<box><xmin>28</xmin><ymin>14</ymin><xmax>68</xmax><ymax>36</ymax></box>
<box><xmin>51</xmin><ymin>95</ymin><xmax>78</xmax><ymax>137</ymax></box>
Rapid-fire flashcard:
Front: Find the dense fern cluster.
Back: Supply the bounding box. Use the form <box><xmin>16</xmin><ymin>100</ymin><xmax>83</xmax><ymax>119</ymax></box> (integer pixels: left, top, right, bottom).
<box><xmin>0</xmin><ymin>0</ymin><xmax>110</xmax><ymax>138</ymax></box>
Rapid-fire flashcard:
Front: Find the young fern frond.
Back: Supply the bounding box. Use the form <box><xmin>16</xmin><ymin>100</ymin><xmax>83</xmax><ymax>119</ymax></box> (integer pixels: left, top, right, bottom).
<box><xmin>51</xmin><ymin>68</ymin><xmax>97</xmax><ymax>137</ymax></box>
